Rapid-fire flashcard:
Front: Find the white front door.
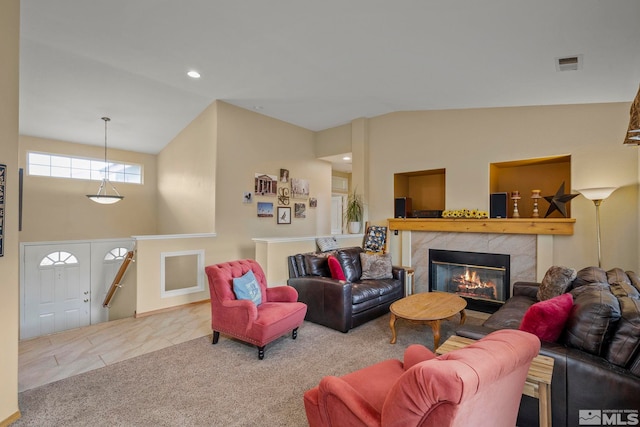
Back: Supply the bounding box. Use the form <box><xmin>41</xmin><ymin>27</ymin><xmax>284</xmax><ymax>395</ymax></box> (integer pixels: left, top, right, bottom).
<box><xmin>22</xmin><ymin>243</ymin><xmax>91</xmax><ymax>339</ymax></box>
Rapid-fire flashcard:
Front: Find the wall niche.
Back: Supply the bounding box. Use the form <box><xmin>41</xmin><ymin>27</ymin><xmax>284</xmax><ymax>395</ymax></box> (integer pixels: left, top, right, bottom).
<box><xmin>490</xmin><ymin>155</ymin><xmax>572</xmax><ymax>218</ymax></box>
<box><xmin>394</xmin><ymin>168</ymin><xmax>446</xmax><ymax>215</ymax></box>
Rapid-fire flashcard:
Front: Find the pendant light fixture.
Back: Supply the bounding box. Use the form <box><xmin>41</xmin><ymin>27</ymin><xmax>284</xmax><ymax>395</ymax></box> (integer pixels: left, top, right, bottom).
<box><xmin>86</xmin><ymin>117</ymin><xmax>124</xmax><ymax>204</ymax></box>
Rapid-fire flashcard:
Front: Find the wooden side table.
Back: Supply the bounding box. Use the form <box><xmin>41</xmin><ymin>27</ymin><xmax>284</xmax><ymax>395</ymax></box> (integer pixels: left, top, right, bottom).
<box><xmin>403</xmin><ymin>267</ymin><xmax>415</xmax><ymax>295</ymax></box>
<box><xmin>436</xmin><ymin>335</ymin><xmax>554</xmax><ymax>427</ymax></box>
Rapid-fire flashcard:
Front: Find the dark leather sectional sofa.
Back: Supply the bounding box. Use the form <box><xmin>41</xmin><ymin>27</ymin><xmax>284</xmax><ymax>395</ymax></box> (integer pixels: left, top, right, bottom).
<box><xmin>287</xmin><ymin>246</ymin><xmax>406</xmax><ymax>333</ymax></box>
<box><xmin>456</xmin><ymin>266</ymin><xmax>640</xmax><ymax>427</ymax></box>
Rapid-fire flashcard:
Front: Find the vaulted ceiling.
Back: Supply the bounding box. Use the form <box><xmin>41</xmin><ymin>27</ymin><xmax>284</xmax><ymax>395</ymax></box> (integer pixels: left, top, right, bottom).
<box><xmin>19</xmin><ymin>0</ymin><xmax>640</xmax><ymax>154</ymax></box>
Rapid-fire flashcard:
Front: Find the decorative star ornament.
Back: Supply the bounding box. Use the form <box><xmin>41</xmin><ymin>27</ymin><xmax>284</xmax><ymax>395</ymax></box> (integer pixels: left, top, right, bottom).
<box><xmin>543</xmin><ymin>182</ymin><xmax>578</xmax><ymax>218</ymax></box>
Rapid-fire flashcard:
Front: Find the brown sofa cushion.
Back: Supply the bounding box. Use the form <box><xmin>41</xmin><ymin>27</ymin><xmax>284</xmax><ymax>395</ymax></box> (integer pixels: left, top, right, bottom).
<box><xmin>607</xmin><ymin>267</ymin><xmax>632</xmax><ymax>286</ymax></box>
<box><xmin>304</xmin><ymin>254</ymin><xmax>331</xmax><ymax>277</ymax></box>
<box><xmin>628</xmin><ymin>271</ymin><xmax>640</xmax><ymax>293</ymax></box>
<box><xmin>605</xmin><ymin>296</ymin><xmax>640</xmax><ymax>367</ymax></box>
<box><xmin>336</xmin><ymin>247</ymin><xmax>364</xmax><ymax>282</ymax></box>
<box><xmin>571</xmin><ymin>266</ymin><xmax>607</xmax><ymax>288</ymax></box>
<box><xmin>565</xmin><ymin>284</ymin><xmax>621</xmax><ymax>356</ymax></box>
<box><xmin>610</xmin><ymin>281</ymin><xmax>640</xmax><ymax>299</ymax></box>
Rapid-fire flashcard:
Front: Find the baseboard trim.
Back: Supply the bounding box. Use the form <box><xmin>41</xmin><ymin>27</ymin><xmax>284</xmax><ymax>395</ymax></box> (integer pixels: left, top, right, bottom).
<box><xmin>0</xmin><ymin>411</ymin><xmax>21</xmax><ymax>427</ymax></box>
<box><xmin>134</xmin><ymin>299</ymin><xmax>210</xmax><ymax>319</ymax></box>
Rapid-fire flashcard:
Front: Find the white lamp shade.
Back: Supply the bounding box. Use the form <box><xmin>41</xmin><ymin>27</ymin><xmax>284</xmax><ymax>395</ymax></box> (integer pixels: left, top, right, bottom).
<box><xmin>577</xmin><ymin>187</ymin><xmax>618</xmax><ymax>201</ymax></box>
<box><xmin>86</xmin><ymin>194</ymin><xmax>123</xmax><ymax>204</ymax></box>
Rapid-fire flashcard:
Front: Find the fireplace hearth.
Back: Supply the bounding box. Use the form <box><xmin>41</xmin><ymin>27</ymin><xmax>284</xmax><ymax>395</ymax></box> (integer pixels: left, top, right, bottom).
<box><xmin>429</xmin><ymin>249</ymin><xmax>510</xmax><ymax>313</ymax></box>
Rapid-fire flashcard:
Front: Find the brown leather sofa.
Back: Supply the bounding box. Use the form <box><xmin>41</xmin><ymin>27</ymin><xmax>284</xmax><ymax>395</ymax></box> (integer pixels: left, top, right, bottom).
<box><xmin>456</xmin><ymin>267</ymin><xmax>640</xmax><ymax>427</ymax></box>
<box><xmin>287</xmin><ymin>246</ymin><xmax>406</xmax><ymax>333</ymax></box>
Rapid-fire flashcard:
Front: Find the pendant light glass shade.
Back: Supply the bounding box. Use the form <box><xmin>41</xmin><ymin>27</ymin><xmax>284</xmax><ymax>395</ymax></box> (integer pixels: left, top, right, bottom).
<box><xmin>86</xmin><ymin>117</ymin><xmax>124</xmax><ymax>204</ymax></box>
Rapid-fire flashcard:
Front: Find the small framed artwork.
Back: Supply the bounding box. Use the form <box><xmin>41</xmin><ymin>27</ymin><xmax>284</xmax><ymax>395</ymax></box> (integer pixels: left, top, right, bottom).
<box><xmin>277</xmin><ymin>187</ymin><xmax>290</xmax><ymax>205</ymax></box>
<box><xmin>280</xmin><ymin>168</ymin><xmax>289</xmax><ymax>183</ymax></box>
<box><xmin>309</xmin><ymin>198</ymin><xmax>317</xmax><ymax>208</ymax></box>
<box><xmin>291</xmin><ymin>178</ymin><xmax>310</xmax><ymax>199</ymax></box>
<box><xmin>277</xmin><ymin>207</ymin><xmax>291</xmax><ymax>224</ymax></box>
<box><xmin>294</xmin><ymin>203</ymin><xmax>306</xmax><ymax>218</ymax></box>
<box><xmin>257</xmin><ymin>202</ymin><xmax>274</xmax><ymax>217</ymax></box>
<box><xmin>243</xmin><ymin>192</ymin><xmax>253</xmax><ymax>203</ymax></box>
<box><xmin>254</xmin><ymin>173</ymin><xmax>277</xmax><ymax>196</ymax></box>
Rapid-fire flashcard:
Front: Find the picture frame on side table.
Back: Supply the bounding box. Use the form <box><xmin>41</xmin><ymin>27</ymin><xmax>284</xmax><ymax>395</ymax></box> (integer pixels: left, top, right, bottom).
<box><xmin>277</xmin><ymin>207</ymin><xmax>291</xmax><ymax>224</ymax></box>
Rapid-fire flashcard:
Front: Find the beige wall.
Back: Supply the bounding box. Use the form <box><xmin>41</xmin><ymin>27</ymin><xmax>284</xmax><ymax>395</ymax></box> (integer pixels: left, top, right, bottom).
<box><xmin>134</xmin><ymin>236</ymin><xmax>213</xmax><ymax>315</ymax></box>
<box><xmin>363</xmin><ymin>104</ymin><xmax>638</xmax><ymax>272</ymax></box>
<box><xmin>19</xmin><ymin>136</ymin><xmax>158</xmax><ymax>241</ymax></box>
<box><xmin>315</xmin><ymin>122</ymin><xmax>351</xmax><ymax>158</ymax></box>
<box><xmin>134</xmin><ymin>101</ymin><xmax>334</xmax><ymax>314</ymax></box>
<box><xmin>211</xmin><ymin>101</ymin><xmax>332</xmax><ymax>260</ymax></box>
<box><xmin>0</xmin><ymin>0</ymin><xmax>20</xmax><ymax>423</ymax></box>
<box><xmin>157</xmin><ymin>102</ymin><xmax>217</xmax><ymax>234</ymax></box>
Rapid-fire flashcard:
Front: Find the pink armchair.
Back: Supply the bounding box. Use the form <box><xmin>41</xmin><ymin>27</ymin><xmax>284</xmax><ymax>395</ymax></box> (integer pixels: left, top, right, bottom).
<box><xmin>205</xmin><ymin>259</ymin><xmax>307</xmax><ymax>359</ymax></box>
<box><xmin>304</xmin><ymin>329</ymin><xmax>540</xmax><ymax>427</ymax></box>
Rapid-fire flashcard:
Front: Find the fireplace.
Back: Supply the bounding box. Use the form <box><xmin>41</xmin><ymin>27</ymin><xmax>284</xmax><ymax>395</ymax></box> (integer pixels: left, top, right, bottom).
<box><xmin>429</xmin><ymin>249</ymin><xmax>510</xmax><ymax>313</ymax></box>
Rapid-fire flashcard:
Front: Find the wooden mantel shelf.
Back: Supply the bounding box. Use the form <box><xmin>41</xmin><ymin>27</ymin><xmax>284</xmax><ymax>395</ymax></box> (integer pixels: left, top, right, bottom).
<box><xmin>387</xmin><ymin>218</ymin><xmax>575</xmax><ymax>235</ymax></box>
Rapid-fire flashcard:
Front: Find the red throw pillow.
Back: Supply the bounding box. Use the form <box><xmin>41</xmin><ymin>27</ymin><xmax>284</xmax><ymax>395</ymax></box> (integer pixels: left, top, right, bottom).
<box><xmin>327</xmin><ymin>255</ymin><xmax>346</xmax><ymax>281</ymax></box>
<box><xmin>519</xmin><ymin>293</ymin><xmax>574</xmax><ymax>342</ymax></box>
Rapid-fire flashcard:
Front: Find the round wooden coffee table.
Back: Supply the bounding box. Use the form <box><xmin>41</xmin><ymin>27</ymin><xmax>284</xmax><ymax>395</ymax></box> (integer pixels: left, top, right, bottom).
<box><xmin>389</xmin><ymin>292</ymin><xmax>467</xmax><ymax>348</ymax></box>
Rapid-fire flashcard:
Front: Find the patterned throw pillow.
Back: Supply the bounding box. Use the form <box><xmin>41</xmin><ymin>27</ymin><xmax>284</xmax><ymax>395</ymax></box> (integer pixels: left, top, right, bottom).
<box><xmin>316</xmin><ymin>236</ymin><xmax>339</xmax><ymax>252</ymax></box>
<box><xmin>537</xmin><ymin>266</ymin><xmax>577</xmax><ymax>301</ymax></box>
<box><xmin>363</xmin><ymin>226</ymin><xmax>387</xmax><ymax>253</ymax></box>
<box><xmin>232</xmin><ymin>270</ymin><xmax>262</xmax><ymax>306</ymax></box>
<box><xmin>359</xmin><ymin>252</ymin><xmax>393</xmax><ymax>280</ymax></box>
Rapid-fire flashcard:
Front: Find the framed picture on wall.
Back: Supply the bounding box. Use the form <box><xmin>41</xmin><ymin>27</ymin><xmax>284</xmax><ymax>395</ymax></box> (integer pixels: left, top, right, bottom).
<box><xmin>277</xmin><ymin>207</ymin><xmax>291</xmax><ymax>224</ymax></box>
<box><xmin>257</xmin><ymin>202</ymin><xmax>274</xmax><ymax>217</ymax></box>
<box><xmin>291</xmin><ymin>178</ymin><xmax>309</xmax><ymax>199</ymax></box>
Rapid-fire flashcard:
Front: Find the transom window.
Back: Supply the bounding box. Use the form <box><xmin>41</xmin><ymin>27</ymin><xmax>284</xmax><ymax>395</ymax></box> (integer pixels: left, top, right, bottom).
<box><xmin>28</xmin><ymin>152</ymin><xmax>142</xmax><ymax>184</ymax></box>
<box><xmin>40</xmin><ymin>251</ymin><xmax>78</xmax><ymax>266</ymax></box>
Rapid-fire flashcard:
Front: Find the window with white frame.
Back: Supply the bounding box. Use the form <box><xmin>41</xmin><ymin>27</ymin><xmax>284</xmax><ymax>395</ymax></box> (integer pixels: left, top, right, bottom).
<box><xmin>27</xmin><ymin>152</ymin><xmax>142</xmax><ymax>184</ymax></box>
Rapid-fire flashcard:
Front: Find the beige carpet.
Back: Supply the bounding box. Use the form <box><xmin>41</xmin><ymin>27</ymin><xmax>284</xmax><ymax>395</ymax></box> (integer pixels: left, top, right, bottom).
<box><xmin>15</xmin><ymin>313</ymin><xmax>483</xmax><ymax>427</ymax></box>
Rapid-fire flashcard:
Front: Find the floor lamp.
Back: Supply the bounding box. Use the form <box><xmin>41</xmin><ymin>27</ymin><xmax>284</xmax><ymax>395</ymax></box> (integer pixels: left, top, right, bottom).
<box><xmin>577</xmin><ymin>187</ymin><xmax>618</xmax><ymax>268</ymax></box>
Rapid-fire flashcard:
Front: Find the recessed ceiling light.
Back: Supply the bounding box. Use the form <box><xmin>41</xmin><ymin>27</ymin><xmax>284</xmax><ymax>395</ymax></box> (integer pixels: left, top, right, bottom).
<box><xmin>187</xmin><ymin>70</ymin><xmax>201</xmax><ymax>79</ymax></box>
<box><xmin>253</xmin><ymin>105</ymin><xmax>264</xmax><ymax>110</ymax></box>
<box><xmin>343</xmin><ymin>156</ymin><xmax>351</xmax><ymax>161</ymax></box>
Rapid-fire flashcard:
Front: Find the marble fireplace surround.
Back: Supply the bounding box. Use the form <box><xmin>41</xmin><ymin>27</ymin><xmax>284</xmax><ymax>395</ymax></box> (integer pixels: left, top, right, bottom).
<box><xmin>410</xmin><ymin>232</ymin><xmax>538</xmax><ymax>295</ymax></box>
<box><xmin>390</xmin><ymin>218</ymin><xmax>574</xmax><ymax>295</ymax></box>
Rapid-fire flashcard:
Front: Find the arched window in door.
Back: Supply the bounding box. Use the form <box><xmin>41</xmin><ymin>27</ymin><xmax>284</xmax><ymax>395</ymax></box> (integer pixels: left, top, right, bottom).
<box><xmin>39</xmin><ymin>251</ymin><xmax>78</xmax><ymax>266</ymax></box>
<box><xmin>104</xmin><ymin>247</ymin><xmax>129</xmax><ymax>262</ymax></box>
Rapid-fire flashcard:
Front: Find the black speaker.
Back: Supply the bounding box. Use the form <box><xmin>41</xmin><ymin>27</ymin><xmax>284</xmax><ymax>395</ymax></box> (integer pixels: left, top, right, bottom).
<box><xmin>394</xmin><ymin>197</ymin><xmax>412</xmax><ymax>218</ymax></box>
<box><xmin>490</xmin><ymin>193</ymin><xmax>508</xmax><ymax>218</ymax></box>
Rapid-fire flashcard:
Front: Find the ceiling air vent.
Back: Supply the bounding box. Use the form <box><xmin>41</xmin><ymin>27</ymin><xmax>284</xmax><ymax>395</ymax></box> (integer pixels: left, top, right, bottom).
<box><xmin>556</xmin><ymin>55</ymin><xmax>583</xmax><ymax>72</ymax></box>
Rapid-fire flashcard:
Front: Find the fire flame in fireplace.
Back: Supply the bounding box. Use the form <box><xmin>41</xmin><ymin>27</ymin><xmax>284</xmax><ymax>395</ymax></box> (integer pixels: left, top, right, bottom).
<box><xmin>453</xmin><ymin>268</ymin><xmax>497</xmax><ymax>300</ymax></box>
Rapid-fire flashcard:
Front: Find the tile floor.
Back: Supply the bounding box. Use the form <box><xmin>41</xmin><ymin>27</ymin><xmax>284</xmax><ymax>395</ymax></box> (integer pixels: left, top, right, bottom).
<box><xmin>18</xmin><ymin>301</ymin><xmax>490</xmax><ymax>393</ymax></box>
<box><xmin>18</xmin><ymin>302</ymin><xmax>211</xmax><ymax>392</ymax></box>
